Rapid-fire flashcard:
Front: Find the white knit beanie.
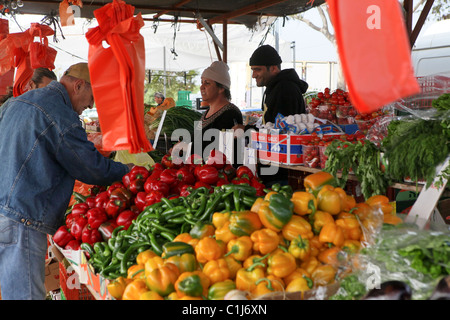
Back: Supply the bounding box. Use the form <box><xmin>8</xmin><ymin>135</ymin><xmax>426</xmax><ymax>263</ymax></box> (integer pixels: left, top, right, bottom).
<box><xmin>201</xmin><ymin>61</ymin><xmax>231</xmax><ymax>89</ymax></box>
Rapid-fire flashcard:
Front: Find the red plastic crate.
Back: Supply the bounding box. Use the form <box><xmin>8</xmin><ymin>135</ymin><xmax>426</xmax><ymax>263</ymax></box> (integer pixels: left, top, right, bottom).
<box><xmin>401</xmin><ymin>75</ymin><xmax>450</xmax><ymax>109</ymax></box>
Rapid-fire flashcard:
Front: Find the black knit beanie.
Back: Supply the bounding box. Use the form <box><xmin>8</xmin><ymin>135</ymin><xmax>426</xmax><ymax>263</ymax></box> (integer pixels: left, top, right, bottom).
<box><xmin>249</xmin><ymin>45</ymin><xmax>282</xmax><ymax>66</ymax></box>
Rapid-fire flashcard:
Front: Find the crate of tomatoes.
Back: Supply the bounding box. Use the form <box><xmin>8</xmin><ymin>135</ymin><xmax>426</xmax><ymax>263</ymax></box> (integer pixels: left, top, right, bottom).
<box><xmin>308</xmin><ymin>88</ymin><xmax>355</xmax><ymax>125</ymax></box>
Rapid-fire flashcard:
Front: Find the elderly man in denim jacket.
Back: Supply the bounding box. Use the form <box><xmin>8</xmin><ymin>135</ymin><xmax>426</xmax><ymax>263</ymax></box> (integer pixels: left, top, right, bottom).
<box><xmin>0</xmin><ymin>63</ymin><xmax>131</xmax><ymax>300</ymax></box>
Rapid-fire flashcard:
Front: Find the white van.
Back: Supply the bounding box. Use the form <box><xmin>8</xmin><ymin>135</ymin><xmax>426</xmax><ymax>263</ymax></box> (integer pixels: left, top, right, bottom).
<box><xmin>411</xmin><ymin>19</ymin><xmax>450</xmax><ymax>77</ymax></box>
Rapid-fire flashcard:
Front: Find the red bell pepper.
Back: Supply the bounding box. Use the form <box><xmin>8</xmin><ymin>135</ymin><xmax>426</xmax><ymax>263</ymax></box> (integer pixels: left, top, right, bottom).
<box><xmin>98</xmin><ymin>220</ymin><xmax>118</xmax><ymax>241</ymax></box>
<box><xmin>104</xmin><ymin>198</ymin><xmax>126</xmax><ymax>219</ymax></box>
<box><xmin>65</xmin><ymin>239</ymin><xmax>81</xmax><ymax>250</ymax></box>
<box><xmin>186</xmin><ymin>154</ymin><xmax>203</xmax><ymax>166</ymax></box>
<box><xmin>206</xmin><ymin>149</ymin><xmax>228</xmax><ymax>169</ymax></box>
<box><xmin>223</xmin><ymin>164</ymin><xmax>236</xmax><ymax>181</ymax></box>
<box><xmin>107</xmin><ymin>181</ymin><xmax>125</xmax><ymax>196</ymax></box>
<box><xmin>116</xmin><ymin>210</ymin><xmax>138</xmax><ymax>230</ymax></box>
<box><xmin>110</xmin><ymin>187</ymin><xmax>133</xmax><ymax>207</ymax></box>
<box><xmin>145</xmin><ymin>190</ymin><xmax>165</xmax><ymax>207</ymax></box>
<box><xmin>134</xmin><ymin>191</ymin><xmax>148</xmax><ymax>212</ymax></box>
<box><xmin>161</xmin><ymin>154</ymin><xmax>181</xmax><ymax>169</ymax></box>
<box><xmin>129</xmin><ymin>178</ymin><xmax>145</xmax><ymax>194</ymax></box>
<box><xmin>94</xmin><ymin>191</ymin><xmax>110</xmax><ymax>209</ymax></box>
<box><xmin>70</xmin><ymin>216</ymin><xmax>88</xmax><ymax>241</ymax></box>
<box><xmin>85</xmin><ymin>196</ymin><xmax>96</xmax><ymax>208</ymax></box>
<box><xmin>179</xmin><ymin>185</ymin><xmax>193</xmax><ymax>197</ymax></box>
<box><xmin>176</xmin><ymin>167</ymin><xmax>196</xmax><ymax>185</ymax></box>
<box><xmin>147</xmin><ymin>167</ymin><xmax>163</xmax><ymax>181</ymax></box>
<box><xmin>236</xmin><ymin>165</ymin><xmax>254</xmax><ymax>180</ymax></box>
<box><xmin>89</xmin><ymin>185</ymin><xmax>106</xmax><ymax>197</ymax></box>
<box><xmin>81</xmin><ymin>224</ymin><xmax>102</xmax><ymax>245</ymax></box>
<box><xmin>71</xmin><ymin>202</ymin><xmax>89</xmax><ymax>218</ymax></box>
<box><xmin>122</xmin><ymin>172</ymin><xmax>132</xmax><ymax>189</ymax></box>
<box><xmin>86</xmin><ymin>207</ymin><xmax>108</xmax><ymax>229</ymax></box>
<box><xmin>53</xmin><ymin>226</ymin><xmax>75</xmax><ymax>248</ymax></box>
<box><xmin>195</xmin><ymin>164</ymin><xmax>219</xmax><ymax>185</ymax></box>
<box><xmin>144</xmin><ymin>179</ymin><xmax>170</xmax><ymax>197</ymax></box>
<box><xmin>250</xmin><ymin>178</ymin><xmax>266</xmax><ymax>197</ymax></box>
<box><xmin>160</xmin><ymin>168</ymin><xmax>178</xmax><ymax>187</ymax></box>
<box><xmin>232</xmin><ymin>176</ymin><xmax>250</xmax><ymax>185</ymax></box>
<box><xmin>129</xmin><ymin>165</ymin><xmax>150</xmax><ymax>181</ymax></box>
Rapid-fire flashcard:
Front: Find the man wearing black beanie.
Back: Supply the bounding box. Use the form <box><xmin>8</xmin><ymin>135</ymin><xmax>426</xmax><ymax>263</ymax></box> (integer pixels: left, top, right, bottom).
<box><xmin>233</xmin><ymin>44</ymin><xmax>309</xmax><ymax>187</ymax></box>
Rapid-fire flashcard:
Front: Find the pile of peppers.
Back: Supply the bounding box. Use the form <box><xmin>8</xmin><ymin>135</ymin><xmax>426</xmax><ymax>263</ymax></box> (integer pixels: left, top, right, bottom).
<box><xmin>81</xmin><ymin>183</ymin><xmax>261</xmax><ymax>280</ymax></box>
<box><xmin>105</xmin><ymin>171</ymin><xmax>403</xmax><ymax>300</ymax></box>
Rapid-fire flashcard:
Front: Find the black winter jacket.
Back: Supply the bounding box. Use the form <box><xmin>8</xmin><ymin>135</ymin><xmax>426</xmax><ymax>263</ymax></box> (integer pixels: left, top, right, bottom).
<box><xmin>262</xmin><ymin>69</ymin><xmax>309</xmax><ymax>123</ymax></box>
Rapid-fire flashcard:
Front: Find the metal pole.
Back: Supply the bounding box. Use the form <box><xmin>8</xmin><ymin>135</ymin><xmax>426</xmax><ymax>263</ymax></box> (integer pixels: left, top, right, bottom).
<box><xmin>290</xmin><ymin>41</ymin><xmax>296</xmax><ymax>69</ymax></box>
<box><xmin>163</xmin><ymin>46</ymin><xmax>167</xmax><ymax>97</ymax></box>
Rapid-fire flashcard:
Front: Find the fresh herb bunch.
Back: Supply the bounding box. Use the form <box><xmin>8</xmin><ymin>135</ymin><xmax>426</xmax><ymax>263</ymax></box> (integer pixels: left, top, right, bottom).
<box><xmin>323</xmin><ymin>139</ymin><xmax>389</xmax><ymax>200</ymax></box>
<box><xmin>432</xmin><ymin>93</ymin><xmax>450</xmax><ymax>111</ymax></box>
<box><xmin>382</xmin><ymin>114</ymin><xmax>450</xmax><ymax>188</ymax></box>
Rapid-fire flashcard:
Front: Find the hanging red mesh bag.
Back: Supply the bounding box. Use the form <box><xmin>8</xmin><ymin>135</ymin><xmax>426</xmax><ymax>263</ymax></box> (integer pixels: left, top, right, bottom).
<box><xmin>86</xmin><ymin>0</ymin><xmax>152</xmax><ymax>154</ymax></box>
<box><xmin>326</xmin><ymin>0</ymin><xmax>420</xmax><ymax>113</ymax></box>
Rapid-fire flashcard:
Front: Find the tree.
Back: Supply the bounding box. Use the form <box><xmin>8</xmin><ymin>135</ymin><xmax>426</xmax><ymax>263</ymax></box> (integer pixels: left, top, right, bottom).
<box><xmin>144</xmin><ymin>69</ymin><xmax>200</xmax><ymax>106</ymax></box>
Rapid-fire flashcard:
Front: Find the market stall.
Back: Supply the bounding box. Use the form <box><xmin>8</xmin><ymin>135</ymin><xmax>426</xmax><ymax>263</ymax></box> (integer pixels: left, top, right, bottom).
<box><xmin>0</xmin><ymin>0</ymin><xmax>448</xmax><ymax>304</ymax></box>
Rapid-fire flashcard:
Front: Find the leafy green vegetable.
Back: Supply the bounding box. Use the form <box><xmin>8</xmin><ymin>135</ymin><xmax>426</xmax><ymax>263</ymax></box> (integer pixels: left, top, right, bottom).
<box><xmin>329</xmin><ymin>274</ymin><xmax>367</xmax><ymax>300</ymax></box>
<box><xmin>432</xmin><ymin>93</ymin><xmax>450</xmax><ymax>111</ymax></box>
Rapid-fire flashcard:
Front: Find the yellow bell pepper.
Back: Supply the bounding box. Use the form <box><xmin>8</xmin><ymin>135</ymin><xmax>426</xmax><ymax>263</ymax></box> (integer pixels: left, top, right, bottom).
<box><xmin>309</xmin><ymin>210</ymin><xmax>335</xmax><ymax>235</ymax></box>
<box><xmin>243</xmin><ymin>254</ymin><xmax>268</xmax><ymax>270</ymax></box>
<box><xmin>291</xmin><ymin>191</ymin><xmax>317</xmax><ymax>216</ymax></box>
<box><xmin>136</xmin><ymin>249</ymin><xmax>158</xmax><ymax>266</ymax></box>
<box><xmin>309</xmin><ymin>235</ymin><xmax>325</xmax><ymax>257</ymax></box>
<box><xmin>342</xmin><ymin>239</ymin><xmax>361</xmax><ymax>254</ymax></box>
<box><xmin>166</xmin><ymin>292</ymin><xmax>179</xmax><ymax>300</ymax></box>
<box><xmin>317</xmin><ymin>246</ymin><xmax>342</xmax><ymax>265</ymax></box>
<box><xmin>195</xmin><ymin>236</ymin><xmax>225</xmax><ymax>264</ymax></box>
<box><xmin>214</xmin><ymin>221</ymin><xmax>238</xmax><ymax>244</ymax></box>
<box><xmin>145</xmin><ymin>263</ymin><xmax>180</xmax><ymax>297</ymax></box>
<box><xmin>256</xmin><ymin>194</ymin><xmax>293</xmax><ymax>232</ymax></box>
<box><xmin>383</xmin><ymin>213</ymin><xmax>403</xmax><ymax>225</ymax></box>
<box><xmin>267</xmin><ymin>251</ymin><xmax>296</xmax><ymax>278</ymax></box>
<box><xmin>202</xmin><ymin>258</ymin><xmax>231</xmax><ymax>284</ymax></box>
<box><xmin>300</xmin><ymin>256</ymin><xmax>320</xmax><ymax>275</ymax></box>
<box><xmin>144</xmin><ymin>256</ymin><xmax>165</xmax><ymax>275</ymax></box>
<box><xmin>107</xmin><ymin>276</ymin><xmax>132</xmax><ymax>300</ymax></box>
<box><xmin>224</xmin><ymin>256</ymin><xmax>242</xmax><ymax>280</ymax></box>
<box><xmin>122</xmin><ymin>279</ymin><xmax>149</xmax><ymax>300</ymax></box>
<box><xmin>225</xmin><ymin>235</ymin><xmax>253</xmax><ymax>261</ymax></box>
<box><xmin>139</xmin><ymin>290</ymin><xmax>164</xmax><ymax>300</ymax></box>
<box><xmin>317</xmin><ymin>185</ymin><xmax>347</xmax><ymax>215</ymax></box>
<box><xmin>288</xmin><ymin>235</ymin><xmax>311</xmax><ymax>261</ymax></box>
<box><xmin>283</xmin><ymin>268</ymin><xmax>311</xmax><ymax>286</ymax></box>
<box><xmin>281</xmin><ymin>215</ymin><xmax>314</xmax><ymax>241</ymax></box>
<box><xmin>250</xmin><ymin>197</ymin><xmax>265</xmax><ymax>213</ymax></box>
<box><xmin>173</xmin><ymin>232</ymin><xmax>194</xmax><ymax>243</ymax></box>
<box><xmin>285</xmin><ymin>276</ymin><xmax>313</xmax><ymax>294</ymax></box>
<box><xmin>318</xmin><ymin>222</ymin><xmax>345</xmax><ymax>247</ymax></box>
<box><xmin>251</xmin><ymin>275</ymin><xmax>285</xmax><ymax>298</ymax></box>
<box><xmin>311</xmin><ymin>264</ymin><xmax>336</xmax><ymax>286</ymax></box>
<box><xmin>250</xmin><ymin>228</ymin><xmax>279</xmax><ymax>255</ymax></box>
<box><xmin>235</xmin><ymin>266</ymin><xmax>265</xmax><ymax>292</ymax></box>
<box><xmin>164</xmin><ymin>253</ymin><xmax>198</xmax><ymax>273</ymax></box>
<box><xmin>229</xmin><ymin>210</ymin><xmax>263</xmax><ymax>236</ymax></box>
<box><xmin>175</xmin><ymin>270</ymin><xmax>210</xmax><ymax>298</ymax></box>
<box><xmin>207</xmin><ymin>279</ymin><xmax>236</xmax><ymax>300</ymax></box>
<box><xmin>212</xmin><ymin>211</ymin><xmax>232</xmax><ymax>229</ymax></box>
<box><xmin>365</xmin><ymin>195</ymin><xmax>393</xmax><ymax>215</ymax></box>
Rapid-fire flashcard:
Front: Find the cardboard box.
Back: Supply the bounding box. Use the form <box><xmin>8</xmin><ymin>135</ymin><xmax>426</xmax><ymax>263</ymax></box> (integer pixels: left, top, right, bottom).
<box><xmin>250</xmin><ymin>129</ymin><xmax>343</xmax><ymax>165</ymax></box>
<box><xmin>44</xmin><ymin>258</ymin><xmax>60</xmax><ymax>292</ymax></box>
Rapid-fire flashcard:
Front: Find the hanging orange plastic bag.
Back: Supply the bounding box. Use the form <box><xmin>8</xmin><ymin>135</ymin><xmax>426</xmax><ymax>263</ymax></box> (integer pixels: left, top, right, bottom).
<box><xmin>28</xmin><ymin>23</ymin><xmax>57</xmax><ymax>69</ymax></box>
<box><xmin>86</xmin><ymin>0</ymin><xmax>152</xmax><ymax>154</ymax></box>
<box><xmin>326</xmin><ymin>0</ymin><xmax>420</xmax><ymax>113</ymax></box>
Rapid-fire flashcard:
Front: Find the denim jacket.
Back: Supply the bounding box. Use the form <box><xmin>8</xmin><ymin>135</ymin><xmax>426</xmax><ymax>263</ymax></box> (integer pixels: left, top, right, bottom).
<box><xmin>0</xmin><ymin>81</ymin><xmax>129</xmax><ymax>235</ymax></box>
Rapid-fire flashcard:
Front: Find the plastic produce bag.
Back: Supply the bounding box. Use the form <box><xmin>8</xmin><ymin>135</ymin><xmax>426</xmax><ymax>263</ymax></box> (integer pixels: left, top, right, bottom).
<box><xmin>86</xmin><ymin>0</ymin><xmax>152</xmax><ymax>154</ymax></box>
<box><xmin>28</xmin><ymin>23</ymin><xmax>57</xmax><ymax>69</ymax></box>
<box><xmin>114</xmin><ymin>149</ymin><xmax>155</xmax><ymax>169</ymax></box>
<box><xmin>326</xmin><ymin>0</ymin><xmax>420</xmax><ymax>113</ymax></box>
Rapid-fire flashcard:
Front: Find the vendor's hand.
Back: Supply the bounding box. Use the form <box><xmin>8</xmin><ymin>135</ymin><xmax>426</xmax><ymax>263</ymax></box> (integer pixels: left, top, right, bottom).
<box><xmin>232</xmin><ymin>124</ymin><xmax>245</xmax><ymax>138</ymax></box>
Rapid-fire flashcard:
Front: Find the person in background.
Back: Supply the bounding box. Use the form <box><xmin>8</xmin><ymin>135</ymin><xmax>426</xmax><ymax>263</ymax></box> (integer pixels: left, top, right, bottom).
<box><xmin>233</xmin><ymin>44</ymin><xmax>309</xmax><ymax>187</ymax></box>
<box><xmin>25</xmin><ymin>68</ymin><xmax>57</xmax><ymax>91</ymax></box>
<box><xmin>154</xmin><ymin>91</ymin><xmax>175</xmax><ymax>110</ymax></box>
<box><xmin>0</xmin><ymin>62</ymin><xmax>132</xmax><ymax>300</ymax></box>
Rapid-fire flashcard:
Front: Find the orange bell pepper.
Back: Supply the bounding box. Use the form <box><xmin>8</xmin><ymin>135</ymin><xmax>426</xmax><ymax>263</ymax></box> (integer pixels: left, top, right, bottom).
<box><xmin>335</xmin><ymin>213</ymin><xmax>362</xmax><ymax>241</ymax></box>
<box><xmin>300</xmin><ymin>256</ymin><xmax>320</xmax><ymax>275</ymax></box>
<box><xmin>229</xmin><ymin>210</ymin><xmax>263</xmax><ymax>236</ymax></box>
<box><xmin>107</xmin><ymin>276</ymin><xmax>132</xmax><ymax>300</ymax></box>
<box><xmin>212</xmin><ymin>211</ymin><xmax>232</xmax><ymax>229</ymax></box>
<box><xmin>352</xmin><ymin>202</ymin><xmax>373</xmax><ymax>220</ymax></box>
<box><xmin>250</xmin><ymin>228</ymin><xmax>279</xmax><ymax>255</ymax></box>
<box><xmin>288</xmin><ymin>235</ymin><xmax>311</xmax><ymax>261</ymax></box>
<box><xmin>225</xmin><ymin>236</ymin><xmax>253</xmax><ymax>261</ymax></box>
<box><xmin>243</xmin><ymin>254</ymin><xmax>268</xmax><ymax>270</ymax></box>
<box><xmin>317</xmin><ymin>246</ymin><xmax>342</xmax><ymax>265</ymax></box>
<box><xmin>224</xmin><ymin>256</ymin><xmax>242</xmax><ymax>279</ymax></box>
<box><xmin>122</xmin><ymin>279</ymin><xmax>149</xmax><ymax>300</ymax></box>
<box><xmin>127</xmin><ymin>264</ymin><xmax>145</xmax><ymax>280</ymax></box>
<box><xmin>267</xmin><ymin>251</ymin><xmax>297</xmax><ymax>278</ymax></box>
<box><xmin>136</xmin><ymin>249</ymin><xmax>158</xmax><ymax>265</ymax></box>
<box><xmin>281</xmin><ymin>215</ymin><xmax>314</xmax><ymax>241</ymax></box>
<box><xmin>256</xmin><ymin>194</ymin><xmax>293</xmax><ymax>232</ymax></box>
<box><xmin>303</xmin><ymin>171</ymin><xmax>336</xmax><ymax>195</ymax></box>
<box><xmin>318</xmin><ymin>222</ymin><xmax>345</xmax><ymax>247</ymax></box>
<box><xmin>383</xmin><ymin>213</ymin><xmax>403</xmax><ymax>225</ymax></box>
<box><xmin>342</xmin><ymin>239</ymin><xmax>361</xmax><ymax>254</ymax></box>
<box><xmin>195</xmin><ymin>236</ymin><xmax>225</xmax><ymax>263</ymax></box>
<box><xmin>309</xmin><ymin>210</ymin><xmax>334</xmax><ymax>234</ymax></box>
<box><xmin>144</xmin><ymin>256</ymin><xmax>165</xmax><ymax>275</ymax></box>
<box><xmin>309</xmin><ymin>235</ymin><xmax>325</xmax><ymax>257</ymax></box>
<box><xmin>164</xmin><ymin>253</ymin><xmax>198</xmax><ymax>273</ymax></box>
<box><xmin>251</xmin><ymin>275</ymin><xmax>285</xmax><ymax>297</ymax></box>
<box><xmin>202</xmin><ymin>258</ymin><xmax>231</xmax><ymax>284</ymax></box>
<box><xmin>145</xmin><ymin>263</ymin><xmax>180</xmax><ymax>296</ymax></box>
<box><xmin>173</xmin><ymin>232</ymin><xmax>194</xmax><ymax>243</ymax></box>
<box><xmin>214</xmin><ymin>221</ymin><xmax>238</xmax><ymax>244</ymax></box>
<box><xmin>285</xmin><ymin>276</ymin><xmax>313</xmax><ymax>295</ymax></box>
<box><xmin>291</xmin><ymin>191</ymin><xmax>317</xmax><ymax>216</ymax></box>
<box><xmin>311</xmin><ymin>264</ymin><xmax>336</xmax><ymax>286</ymax></box>
<box><xmin>235</xmin><ymin>265</ymin><xmax>265</xmax><ymax>292</ymax></box>
<box><xmin>283</xmin><ymin>267</ymin><xmax>311</xmax><ymax>286</ymax></box>
<box><xmin>365</xmin><ymin>195</ymin><xmax>393</xmax><ymax>215</ymax></box>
